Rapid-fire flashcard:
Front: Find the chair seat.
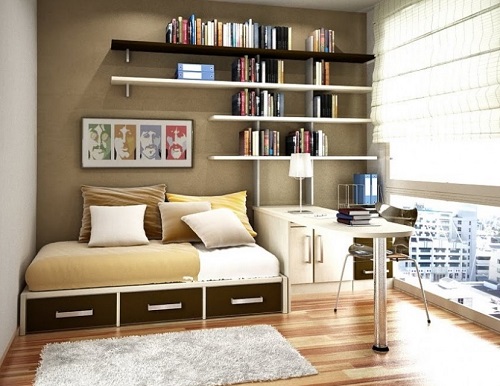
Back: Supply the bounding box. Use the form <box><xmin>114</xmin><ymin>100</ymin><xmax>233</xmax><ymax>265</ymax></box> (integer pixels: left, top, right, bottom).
<box><xmin>349</xmin><ymin>243</ymin><xmax>412</xmax><ymax>261</ymax></box>
<box><xmin>349</xmin><ymin>243</ymin><xmax>374</xmax><ymax>258</ymax></box>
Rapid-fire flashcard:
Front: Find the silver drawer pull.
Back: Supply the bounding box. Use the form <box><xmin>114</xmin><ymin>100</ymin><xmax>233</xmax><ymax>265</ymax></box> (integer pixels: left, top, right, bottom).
<box><xmin>362</xmin><ymin>270</ymin><xmax>389</xmax><ymax>275</ymax></box>
<box><xmin>55</xmin><ymin>309</ymin><xmax>93</xmax><ymax>319</ymax></box>
<box><xmin>231</xmin><ymin>296</ymin><xmax>264</xmax><ymax>305</ymax></box>
<box><xmin>147</xmin><ymin>302</ymin><xmax>182</xmax><ymax>312</ymax></box>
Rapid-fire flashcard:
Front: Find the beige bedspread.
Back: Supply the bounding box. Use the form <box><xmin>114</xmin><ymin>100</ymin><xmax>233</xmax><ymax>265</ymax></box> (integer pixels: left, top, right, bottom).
<box><xmin>25</xmin><ymin>241</ymin><xmax>200</xmax><ymax>291</ymax></box>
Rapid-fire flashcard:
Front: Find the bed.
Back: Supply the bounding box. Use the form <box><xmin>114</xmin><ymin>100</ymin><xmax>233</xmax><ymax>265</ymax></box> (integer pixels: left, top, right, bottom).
<box><xmin>19</xmin><ymin>185</ymin><xmax>288</xmax><ymax>335</ymax></box>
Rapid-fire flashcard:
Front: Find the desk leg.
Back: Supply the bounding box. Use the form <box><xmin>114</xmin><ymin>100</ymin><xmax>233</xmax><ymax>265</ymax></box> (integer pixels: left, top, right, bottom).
<box><xmin>373</xmin><ymin>237</ymin><xmax>389</xmax><ymax>352</ymax></box>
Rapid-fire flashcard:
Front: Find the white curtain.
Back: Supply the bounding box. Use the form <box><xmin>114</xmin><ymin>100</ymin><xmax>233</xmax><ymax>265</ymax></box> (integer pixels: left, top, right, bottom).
<box><xmin>371</xmin><ymin>0</ymin><xmax>500</xmax><ymax>142</ymax></box>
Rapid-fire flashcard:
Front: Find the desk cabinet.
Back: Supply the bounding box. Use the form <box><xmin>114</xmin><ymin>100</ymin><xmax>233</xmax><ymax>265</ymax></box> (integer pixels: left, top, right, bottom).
<box><xmin>254</xmin><ymin>206</ymin><xmax>353</xmax><ymax>290</ymax></box>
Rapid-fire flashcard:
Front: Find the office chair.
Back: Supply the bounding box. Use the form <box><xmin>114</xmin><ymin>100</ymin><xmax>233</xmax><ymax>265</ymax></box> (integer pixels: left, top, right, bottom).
<box><xmin>334</xmin><ymin>202</ymin><xmax>431</xmax><ymax>324</ymax></box>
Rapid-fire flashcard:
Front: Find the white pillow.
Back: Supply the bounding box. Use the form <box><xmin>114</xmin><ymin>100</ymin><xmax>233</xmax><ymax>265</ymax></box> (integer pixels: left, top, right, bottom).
<box><xmin>181</xmin><ymin>208</ymin><xmax>255</xmax><ymax>249</ymax></box>
<box><xmin>88</xmin><ymin>205</ymin><xmax>149</xmax><ymax>247</ymax></box>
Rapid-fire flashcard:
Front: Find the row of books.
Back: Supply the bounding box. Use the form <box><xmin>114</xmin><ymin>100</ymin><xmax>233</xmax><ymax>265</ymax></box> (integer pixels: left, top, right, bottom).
<box><xmin>285</xmin><ymin>128</ymin><xmax>328</xmax><ymax>156</ymax></box>
<box><xmin>306</xmin><ymin>28</ymin><xmax>335</xmax><ymax>53</ymax></box>
<box><xmin>353</xmin><ymin>173</ymin><xmax>378</xmax><ymax>205</ymax></box>
<box><xmin>312</xmin><ymin>60</ymin><xmax>331</xmax><ymax>85</ymax></box>
<box><xmin>313</xmin><ymin>93</ymin><xmax>338</xmax><ymax>118</ymax></box>
<box><xmin>239</xmin><ymin>128</ymin><xmax>280</xmax><ymax>156</ymax></box>
<box><xmin>165</xmin><ymin>15</ymin><xmax>292</xmax><ymax>49</ymax></box>
<box><xmin>238</xmin><ymin>128</ymin><xmax>330</xmax><ymax>157</ymax></box>
<box><xmin>231</xmin><ymin>57</ymin><xmax>285</xmax><ymax>83</ymax></box>
<box><xmin>336</xmin><ymin>207</ymin><xmax>377</xmax><ymax>226</ymax></box>
<box><xmin>231</xmin><ymin>89</ymin><xmax>285</xmax><ymax>117</ymax></box>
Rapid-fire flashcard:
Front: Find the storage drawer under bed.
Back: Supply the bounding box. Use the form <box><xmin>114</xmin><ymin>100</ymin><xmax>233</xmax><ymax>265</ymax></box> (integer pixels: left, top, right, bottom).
<box><xmin>120</xmin><ymin>288</ymin><xmax>203</xmax><ymax>325</ymax></box>
<box><xmin>206</xmin><ymin>283</ymin><xmax>282</xmax><ymax>318</ymax></box>
<box><xmin>25</xmin><ymin>294</ymin><xmax>116</xmax><ymax>333</ymax></box>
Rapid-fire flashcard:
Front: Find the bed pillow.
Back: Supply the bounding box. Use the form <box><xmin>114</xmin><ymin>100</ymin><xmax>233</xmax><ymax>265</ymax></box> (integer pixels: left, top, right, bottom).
<box><xmin>166</xmin><ymin>191</ymin><xmax>257</xmax><ymax>237</ymax></box>
<box><xmin>181</xmin><ymin>208</ymin><xmax>255</xmax><ymax>249</ymax></box>
<box><xmin>158</xmin><ymin>201</ymin><xmax>211</xmax><ymax>243</ymax></box>
<box><xmin>79</xmin><ymin>184</ymin><xmax>166</xmax><ymax>242</ymax></box>
<box><xmin>88</xmin><ymin>205</ymin><xmax>149</xmax><ymax>247</ymax></box>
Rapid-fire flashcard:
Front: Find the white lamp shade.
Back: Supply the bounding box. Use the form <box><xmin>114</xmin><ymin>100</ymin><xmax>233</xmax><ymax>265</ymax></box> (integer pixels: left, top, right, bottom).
<box><xmin>289</xmin><ymin>153</ymin><xmax>313</xmax><ymax>178</ymax></box>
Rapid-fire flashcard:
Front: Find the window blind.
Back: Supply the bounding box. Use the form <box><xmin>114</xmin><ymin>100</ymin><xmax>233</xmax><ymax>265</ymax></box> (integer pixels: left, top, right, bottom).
<box><xmin>371</xmin><ymin>0</ymin><xmax>500</xmax><ymax>143</ymax></box>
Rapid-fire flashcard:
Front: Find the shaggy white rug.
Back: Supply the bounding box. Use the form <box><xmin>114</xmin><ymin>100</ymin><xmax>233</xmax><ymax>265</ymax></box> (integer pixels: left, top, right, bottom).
<box><xmin>34</xmin><ymin>324</ymin><xmax>318</xmax><ymax>386</ymax></box>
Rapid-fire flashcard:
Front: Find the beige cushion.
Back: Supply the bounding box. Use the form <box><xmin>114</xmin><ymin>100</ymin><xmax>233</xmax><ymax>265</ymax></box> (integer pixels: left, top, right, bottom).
<box><xmin>158</xmin><ymin>201</ymin><xmax>211</xmax><ymax>243</ymax></box>
<box><xmin>166</xmin><ymin>191</ymin><xmax>257</xmax><ymax>237</ymax></box>
<box><xmin>88</xmin><ymin>205</ymin><xmax>149</xmax><ymax>247</ymax></box>
<box><xmin>79</xmin><ymin>184</ymin><xmax>166</xmax><ymax>242</ymax></box>
<box><xmin>182</xmin><ymin>208</ymin><xmax>255</xmax><ymax>249</ymax></box>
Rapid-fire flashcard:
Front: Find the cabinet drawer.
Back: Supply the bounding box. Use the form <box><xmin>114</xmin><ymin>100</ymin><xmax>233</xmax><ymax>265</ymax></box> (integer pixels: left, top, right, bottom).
<box><xmin>206</xmin><ymin>283</ymin><xmax>282</xmax><ymax>318</ymax></box>
<box><xmin>354</xmin><ymin>259</ymin><xmax>393</xmax><ymax>280</ymax></box>
<box><xmin>26</xmin><ymin>294</ymin><xmax>116</xmax><ymax>333</ymax></box>
<box><xmin>120</xmin><ymin>288</ymin><xmax>202</xmax><ymax>325</ymax></box>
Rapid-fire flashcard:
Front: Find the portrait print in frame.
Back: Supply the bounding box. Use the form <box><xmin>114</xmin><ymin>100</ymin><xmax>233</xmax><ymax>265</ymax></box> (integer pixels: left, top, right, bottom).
<box><xmin>82</xmin><ymin>118</ymin><xmax>193</xmax><ymax>168</ymax></box>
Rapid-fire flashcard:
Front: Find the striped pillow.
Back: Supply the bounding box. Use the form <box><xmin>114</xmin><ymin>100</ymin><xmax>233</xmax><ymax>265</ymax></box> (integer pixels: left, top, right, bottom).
<box><xmin>166</xmin><ymin>191</ymin><xmax>257</xmax><ymax>237</ymax></box>
<box><xmin>79</xmin><ymin>184</ymin><xmax>166</xmax><ymax>242</ymax></box>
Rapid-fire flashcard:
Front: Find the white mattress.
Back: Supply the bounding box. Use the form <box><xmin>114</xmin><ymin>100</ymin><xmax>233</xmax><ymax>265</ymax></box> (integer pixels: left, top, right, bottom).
<box><xmin>195</xmin><ymin>243</ymin><xmax>280</xmax><ymax>281</ymax></box>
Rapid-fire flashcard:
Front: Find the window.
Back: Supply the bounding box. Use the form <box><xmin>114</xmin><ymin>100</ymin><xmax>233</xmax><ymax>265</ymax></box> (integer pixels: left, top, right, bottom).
<box><xmin>390</xmin><ymin>195</ymin><xmax>500</xmax><ymax>331</ymax></box>
<box><xmin>370</xmin><ymin>0</ymin><xmax>500</xmax><ymax>332</ymax></box>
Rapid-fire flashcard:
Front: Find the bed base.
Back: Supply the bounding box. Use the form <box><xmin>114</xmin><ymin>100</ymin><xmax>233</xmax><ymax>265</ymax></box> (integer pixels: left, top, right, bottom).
<box><xmin>19</xmin><ymin>275</ymin><xmax>288</xmax><ymax>335</ymax></box>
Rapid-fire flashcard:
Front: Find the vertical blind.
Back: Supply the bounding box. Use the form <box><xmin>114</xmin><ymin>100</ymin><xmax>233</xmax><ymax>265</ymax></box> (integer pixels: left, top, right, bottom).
<box><xmin>371</xmin><ymin>0</ymin><xmax>500</xmax><ymax>143</ymax></box>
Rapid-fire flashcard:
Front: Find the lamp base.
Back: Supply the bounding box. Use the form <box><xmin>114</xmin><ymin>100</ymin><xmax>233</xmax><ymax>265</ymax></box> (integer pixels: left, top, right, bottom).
<box><xmin>288</xmin><ymin>209</ymin><xmax>313</xmax><ymax>214</ymax></box>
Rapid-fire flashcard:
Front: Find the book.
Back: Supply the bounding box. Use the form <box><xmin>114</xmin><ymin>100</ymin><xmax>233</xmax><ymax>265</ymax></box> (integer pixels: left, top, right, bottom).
<box><xmin>175</xmin><ymin>70</ymin><xmax>214</xmax><ymax>80</ymax></box>
<box><xmin>177</xmin><ymin>63</ymin><xmax>214</xmax><ymax>72</ymax></box>
<box><xmin>370</xmin><ymin>173</ymin><xmax>378</xmax><ymax>204</ymax></box>
<box><xmin>336</xmin><ymin>212</ymin><xmax>372</xmax><ymax>221</ymax></box>
<box><xmin>337</xmin><ymin>217</ymin><xmax>371</xmax><ymax>226</ymax></box>
<box><xmin>338</xmin><ymin>207</ymin><xmax>370</xmax><ymax>216</ymax></box>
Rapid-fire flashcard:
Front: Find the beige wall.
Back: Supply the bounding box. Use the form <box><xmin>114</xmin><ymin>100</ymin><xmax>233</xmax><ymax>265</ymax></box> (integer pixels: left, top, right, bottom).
<box><xmin>0</xmin><ymin>0</ymin><xmax>37</xmax><ymax>364</ymax></box>
<box><xmin>37</xmin><ymin>0</ymin><xmax>369</xmax><ymax>249</ymax></box>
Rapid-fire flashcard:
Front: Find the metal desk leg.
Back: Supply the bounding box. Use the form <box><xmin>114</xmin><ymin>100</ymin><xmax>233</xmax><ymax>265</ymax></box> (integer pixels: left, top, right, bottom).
<box><xmin>373</xmin><ymin>237</ymin><xmax>389</xmax><ymax>352</ymax></box>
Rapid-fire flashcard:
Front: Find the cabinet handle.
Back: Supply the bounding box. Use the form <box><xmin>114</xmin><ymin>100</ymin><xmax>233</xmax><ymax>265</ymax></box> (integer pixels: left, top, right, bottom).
<box><xmin>362</xmin><ymin>270</ymin><xmax>389</xmax><ymax>275</ymax></box>
<box><xmin>231</xmin><ymin>296</ymin><xmax>264</xmax><ymax>305</ymax></box>
<box><xmin>316</xmin><ymin>235</ymin><xmax>324</xmax><ymax>263</ymax></box>
<box><xmin>147</xmin><ymin>302</ymin><xmax>182</xmax><ymax>311</ymax></box>
<box><xmin>304</xmin><ymin>235</ymin><xmax>312</xmax><ymax>263</ymax></box>
<box><xmin>55</xmin><ymin>309</ymin><xmax>93</xmax><ymax>319</ymax></box>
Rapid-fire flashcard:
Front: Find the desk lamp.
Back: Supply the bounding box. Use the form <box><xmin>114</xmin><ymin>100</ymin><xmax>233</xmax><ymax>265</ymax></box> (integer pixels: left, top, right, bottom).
<box><xmin>288</xmin><ymin>153</ymin><xmax>313</xmax><ymax>213</ymax></box>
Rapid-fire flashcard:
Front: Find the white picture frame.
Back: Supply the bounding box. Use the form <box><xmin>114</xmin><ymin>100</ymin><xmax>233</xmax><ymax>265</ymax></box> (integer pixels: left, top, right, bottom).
<box><xmin>82</xmin><ymin>118</ymin><xmax>193</xmax><ymax>168</ymax></box>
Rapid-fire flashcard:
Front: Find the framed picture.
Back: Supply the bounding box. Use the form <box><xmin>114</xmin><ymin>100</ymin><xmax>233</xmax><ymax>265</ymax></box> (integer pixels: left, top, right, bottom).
<box><xmin>82</xmin><ymin>118</ymin><xmax>193</xmax><ymax>168</ymax></box>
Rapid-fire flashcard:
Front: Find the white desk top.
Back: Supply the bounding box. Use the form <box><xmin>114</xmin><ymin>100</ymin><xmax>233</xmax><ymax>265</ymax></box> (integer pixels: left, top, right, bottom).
<box><xmin>253</xmin><ymin>206</ymin><xmax>415</xmax><ymax>238</ymax></box>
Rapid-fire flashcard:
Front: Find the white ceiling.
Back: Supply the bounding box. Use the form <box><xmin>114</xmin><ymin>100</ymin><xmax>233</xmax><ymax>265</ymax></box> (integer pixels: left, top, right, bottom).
<box><xmin>208</xmin><ymin>0</ymin><xmax>380</xmax><ymax>13</ymax></box>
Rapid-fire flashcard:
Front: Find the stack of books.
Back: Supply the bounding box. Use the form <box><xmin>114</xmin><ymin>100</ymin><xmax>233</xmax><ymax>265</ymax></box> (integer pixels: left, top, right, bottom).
<box><xmin>175</xmin><ymin>63</ymin><xmax>215</xmax><ymax>81</ymax></box>
<box><xmin>336</xmin><ymin>207</ymin><xmax>372</xmax><ymax>225</ymax></box>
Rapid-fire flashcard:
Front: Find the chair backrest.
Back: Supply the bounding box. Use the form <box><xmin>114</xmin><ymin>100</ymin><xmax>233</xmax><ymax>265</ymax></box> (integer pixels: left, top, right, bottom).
<box><xmin>375</xmin><ymin>202</ymin><xmax>417</xmax><ymax>254</ymax></box>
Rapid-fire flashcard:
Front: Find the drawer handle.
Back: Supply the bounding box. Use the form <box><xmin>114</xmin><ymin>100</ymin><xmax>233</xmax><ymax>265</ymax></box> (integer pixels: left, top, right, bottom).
<box><xmin>147</xmin><ymin>302</ymin><xmax>182</xmax><ymax>312</ymax></box>
<box><xmin>231</xmin><ymin>296</ymin><xmax>264</xmax><ymax>305</ymax></box>
<box><xmin>362</xmin><ymin>270</ymin><xmax>390</xmax><ymax>275</ymax></box>
<box><xmin>55</xmin><ymin>309</ymin><xmax>93</xmax><ymax>319</ymax></box>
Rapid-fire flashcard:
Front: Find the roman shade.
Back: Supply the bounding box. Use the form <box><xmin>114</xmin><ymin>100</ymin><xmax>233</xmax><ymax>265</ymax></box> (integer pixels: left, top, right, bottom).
<box><xmin>371</xmin><ymin>0</ymin><xmax>500</xmax><ymax>142</ymax></box>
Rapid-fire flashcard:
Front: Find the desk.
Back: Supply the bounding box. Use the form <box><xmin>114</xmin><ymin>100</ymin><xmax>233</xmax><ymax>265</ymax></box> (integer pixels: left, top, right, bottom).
<box><xmin>253</xmin><ymin>206</ymin><xmax>415</xmax><ymax>352</ymax></box>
